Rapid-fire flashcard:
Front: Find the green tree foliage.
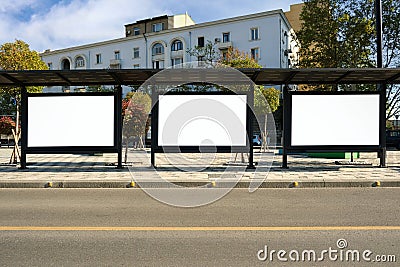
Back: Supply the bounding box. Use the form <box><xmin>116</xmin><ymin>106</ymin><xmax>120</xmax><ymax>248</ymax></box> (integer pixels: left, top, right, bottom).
<box><xmin>296</xmin><ymin>0</ymin><xmax>400</xmax><ymax>120</ymax></box>
<box><xmin>297</xmin><ymin>0</ymin><xmax>375</xmax><ymax>69</ymax></box>
<box><xmin>260</xmin><ymin>87</ymin><xmax>280</xmax><ymax>114</ymax></box>
<box><xmin>0</xmin><ymin>40</ymin><xmax>47</xmax><ymax>71</ymax></box>
<box><xmin>379</xmin><ymin>0</ymin><xmax>400</xmax><ymax>120</ymax></box>
<box><xmin>296</xmin><ymin>0</ymin><xmax>375</xmax><ymax>90</ymax></box>
<box><xmin>125</xmin><ymin>92</ymin><xmax>151</xmax><ymax>115</ymax></box>
<box><xmin>0</xmin><ymin>40</ymin><xmax>48</xmax><ymax>118</ymax></box>
<box><xmin>123</xmin><ymin>102</ymin><xmax>148</xmax><ymax>143</ymax></box>
<box><xmin>0</xmin><ymin>40</ymin><xmax>47</xmax><ymax>162</ymax></box>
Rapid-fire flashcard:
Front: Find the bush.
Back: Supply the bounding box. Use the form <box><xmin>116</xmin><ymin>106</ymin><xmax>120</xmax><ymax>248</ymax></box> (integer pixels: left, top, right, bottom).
<box><xmin>0</xmin><ymin>116</ymin><xmax>16</xmax><ymax>135</ymax></box>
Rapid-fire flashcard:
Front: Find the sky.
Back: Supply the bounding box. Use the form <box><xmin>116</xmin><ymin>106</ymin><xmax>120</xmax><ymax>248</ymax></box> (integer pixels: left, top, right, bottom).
<box><xmin>0</xmin><ymin>0</ymin><xmax>302</xmax><ymax>52</ymax></box>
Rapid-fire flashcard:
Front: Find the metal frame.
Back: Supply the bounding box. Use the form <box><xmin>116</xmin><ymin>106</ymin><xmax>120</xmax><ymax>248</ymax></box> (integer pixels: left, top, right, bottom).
<box><xmin>20</xmin><ymin>87</ymin><xmax>123</xmax><ymax>169</ymax></box>
<box><xmin>1</xmin><ymin>68</ymin><xmax>400</xmax><ymax>87</ymax></box>
<box><xmin>282</xmin><ymin>88</ymin><xmax>385</xmax><ymax>168</ymax></box>
<box><xmin>150</xmin><ymin>90</ymin><xmax>255</xmax><ymax>168</ymax></box>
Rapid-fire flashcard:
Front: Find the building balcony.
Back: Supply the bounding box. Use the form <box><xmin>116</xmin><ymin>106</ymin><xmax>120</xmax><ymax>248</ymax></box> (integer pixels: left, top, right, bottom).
<box><xmin>109</xmin><ymin>59</ymin><xmax>121</xmax><ymax>69</ymax></box>
<box><xmin>217</xmin><ymin>41</ymin><xmax>233</xmax><ymax>50</ymax></box>
<box><xmin>152</xmin><ymin>54</ymin><xmax>165</xmax><ymax>61</ymax></box>
<box><xmin>171</xmin><ymin>50</ymin><xmax>184</xmax><ymax>58</ymax></box>
<box><xmin>110</xmin><ymin>59</ymin><xmax>121</xmax><ymax>65</ymax></box>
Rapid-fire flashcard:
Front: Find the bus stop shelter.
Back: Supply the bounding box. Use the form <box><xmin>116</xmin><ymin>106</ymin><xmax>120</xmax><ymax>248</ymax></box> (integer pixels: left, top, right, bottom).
<box><xmin>0</xmin><ymin>68</ymin><xmax>400</xmax><ymax>169</ymax></box>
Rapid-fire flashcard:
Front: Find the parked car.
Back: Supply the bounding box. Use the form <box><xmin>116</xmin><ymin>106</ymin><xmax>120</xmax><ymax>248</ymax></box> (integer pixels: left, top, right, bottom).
<box><xmin>253</xmin><ymin>134</ymin><xmax>262</xmax><ymax>146</ymax></box>
<box><xmin>386</xmin><ymin>130</ymin><xmax>400</xmax><ymax>150</ymax></box>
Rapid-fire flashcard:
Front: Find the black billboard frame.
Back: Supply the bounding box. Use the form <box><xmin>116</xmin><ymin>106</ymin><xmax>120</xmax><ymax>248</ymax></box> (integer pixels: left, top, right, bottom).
<box><xmin>282</xmin><ymin>88</ymin><xmax>386</xmax><ymax>168</ymax></box>
<box><xmin>150</xmin><ymin>90</ymin><xmax>255</xmax><ymax>169</ymax></box>
<box><xmin>20</xmin><ymin>86</ymin><xmax>123</xmax><ymax>169</ymax></box>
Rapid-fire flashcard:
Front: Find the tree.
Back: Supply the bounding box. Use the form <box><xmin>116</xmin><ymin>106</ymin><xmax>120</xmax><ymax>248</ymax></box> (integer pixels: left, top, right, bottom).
<box><xmin>352</xmin><ymin>0</ymin><xmax>400</xmax><ymax>120</ymax></box>
<box><xmin>0</xmin><ymin>40</ymin><xmax>47</xmax><ymax>113</ymax></box>
<box><xmin>186</xmin><ymin>40</ymin><xmax>219</xmax><ymax>65</ymax></box>
<box><xmin>125</xmin><ymin>92</ymin><xmax>152</xmax><ymax>113</ymax></box>
<box><xmin>254</xmin><ymin>86</ymin><xmax>280</xmax><ymax>151</ymax></box>
<box><xmin>295</xmin><ymin>0</ymin><xmax>375</xmax><ymax>90</ymax></box>
<box><xmin>296</xmin><ymin>0</ymin><xmax>400</xmax><ymax>121</ymax></box>
<box><xmin>123</xmin><ymin>103</ymin><xmax>148</xmax><ymax>163</ymax></box>
<box><xmin>220</xmin><ymin>47</ymin><xmax>262</xmax><ymax>68</ymax></box>
<box><xmin>0</xmin><ymin>40</ymin><xmax>48</xmax><ymax>163</ymax></box>
<box><xmin>380</xmin><ymin>0</ymin><xmax>400</xmax><ymax>120</ymax></box>
<box><xmin>122</xmin><ymin>92</ymin><xmax>151</xmax><ymax>163</ymax></box>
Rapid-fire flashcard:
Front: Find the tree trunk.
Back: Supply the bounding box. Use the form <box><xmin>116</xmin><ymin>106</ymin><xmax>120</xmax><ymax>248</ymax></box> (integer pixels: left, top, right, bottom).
<box><xmin>11</xmin><ymin>97</ymin><xmax>20</xmax><ymax>164</ymax></box>
<box><xmin>138</xmin><ymin>135</ymin><xmax>145</xmax><ymax>149</ymax></box>
<box><xmin>261</xmin><ymin>114</ymin><xmax>269</xmax><ymax>152</ymax></box>
<box><xmin>124</xmin><ymin>138</ymin><xmax>129</xmax><ymax>164</ymax></box>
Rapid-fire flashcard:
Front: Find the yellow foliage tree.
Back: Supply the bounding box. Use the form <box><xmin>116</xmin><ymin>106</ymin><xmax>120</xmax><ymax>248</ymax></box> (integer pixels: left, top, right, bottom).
<box><xmin>0</xmin><ymin>40</ymin><xmax>48</xmax><ymax>163</ymax></box>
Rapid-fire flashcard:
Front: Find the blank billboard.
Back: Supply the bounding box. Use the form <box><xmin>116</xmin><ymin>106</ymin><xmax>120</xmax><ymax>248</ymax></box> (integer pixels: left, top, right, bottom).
<box><xmin>291</xmin><ymin>94</ymin><xmax>380</xmax><ymax>146</ymax></box>
<box><xmin>158</xmin><ymin>95</ymin><xmax>247</xmax><ymax>146</ymax></box>
<box><xmin>28</xmin><ymin>95</ymin><xmax>115</xmax><ymax>147</ymax></box>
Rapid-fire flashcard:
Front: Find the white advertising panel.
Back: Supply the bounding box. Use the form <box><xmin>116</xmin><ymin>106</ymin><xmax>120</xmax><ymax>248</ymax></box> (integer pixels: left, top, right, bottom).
<box><xmin>28</xmin><ymin>95</ymin><xmax>115</xmax><ymax>147</ymax></box>
<box><xmin>158</xmin><ymin>95</ymin><xmax>247</xmax><ymax>146</ymax></box>
<box><xmin>291</xmin><ymin>94</ymin><xmax>380</xmax><ymax>146</ymax></box>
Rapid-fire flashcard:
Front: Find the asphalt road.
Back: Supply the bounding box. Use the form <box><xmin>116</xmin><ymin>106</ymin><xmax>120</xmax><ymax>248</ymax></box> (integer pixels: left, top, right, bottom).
<box><xmin>0</xmin><ymin>188</ymin><xmax>399</xmax><ymax>266</ymax></box>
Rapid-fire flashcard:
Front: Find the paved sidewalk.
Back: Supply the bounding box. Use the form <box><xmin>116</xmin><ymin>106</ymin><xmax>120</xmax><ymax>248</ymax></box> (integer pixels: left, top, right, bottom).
<box><xmin>0</xmin><ymin>148</ymin><xmax>399</xmax><ymax>188</ymax></box>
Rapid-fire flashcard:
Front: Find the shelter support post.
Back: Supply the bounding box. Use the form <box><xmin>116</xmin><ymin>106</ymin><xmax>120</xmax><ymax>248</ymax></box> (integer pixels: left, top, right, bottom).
<box><xmin>376</xmin><ymin>0</ymin><xmax>386</xmax><ymax>167</ymax></box>
<box><xmin>282</xmin><ymin>85</ymin><xmax>289</xmax><ymax>169</ymax></box>
<box><xmin>116</xmin><ymin>85</ymin><xmax>123</xmax><ymax>169</ymax></box>
<box><xmin>151</xmin><ymin>149</ymin><xmax>155</xmax><ymax>168</ymax></box>
<box><xmin>151</xmin><ymin>88</ymin><xmax>157</xmax><ymax>168</ymax></box>
<box><xmin>20</xmin><ymin>86</ymin><xmax>27</xmax><ymax>169</ymax></box>
<box><xmin>247</xmin><ymin>86</ymin><xmax>255</xmax><ymax>169</ymax></box>
<box><xmin>282</xmin><ymin>150</ymin><xmax>288</xmax><ymax>169</ymax></box>
<box><xmin>379</xmin><ymin>148</ymin><xmax>386</xmax><ymax>167</ymax></box>
<box><xmin>379</xmin><ymin>84</ymin><xmax>387</xmax><ymax>168</ymax></box>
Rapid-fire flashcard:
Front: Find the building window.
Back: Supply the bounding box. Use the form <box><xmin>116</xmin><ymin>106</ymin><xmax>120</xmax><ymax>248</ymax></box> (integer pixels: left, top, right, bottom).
<box><xmin>75</xmin><ymin>56</ymin><xmax>85</xmax><ymax>68</ymax></box>
<box><xmin>171</xmin><ymin>58</ymin><xmax>183</xmax><ymax>67</ymax></box>
<box><xmin>61</xmin><ymin>59</ymin><xmax>71</xmax><ymax>70</ymax></box>
<box><xmin>133</xmin><ymin>27</ymin><xmax>140</xmax><ymax>36</ymax></box>
<box><xmin>251</xmin><ymin>48</ymin><xmax>259</xmax><ymax>61</ymax></box>
<box><xmin>223</xmin><ymin>32</ymin><xmax>230</xmax><ymax>43</ymax></box>
<box><xmin>152</xmin><ymin>43</ymin><xmax>164</xmax><ymax>55</ymax></box>
<box><xmin>251</xmin><ymin>28</ymin><xmax>259</xmax><ymax>40</ymax></box>
<box><xmin>198</xmin><ymin>37</ymin><xmax>205</xmax><ymax>47</ymax></box>
<box><xmin>133</xmin><ymin>64</ymin><xmax>140</xmax><ymax>69</ymax></box>
<box><xmin>152</xmin><ymin>23</ymin><xmax>164</xmax><ymax>32</ymax></box>
<box><xmin>96</xmin><ymin>54</ymin><xmax>102</xmax><ymax>64</ymax></box>
<box><xmin>171</xmin><ymin>40</ymin><xmax>183</xmax><ymax>51</ymax></box>
<box><xmin>47</xmin><ymin>62</ymin><xmax>53</xmax><ymax>70</ymax></box>
<box><xmin>133</xmin><ymin>47</ymin><xmax>140</xmax><ymax>58</ymax></box>
<box><xmin>152</xmin><ymin>60</ymin><xmax>164</xmax><ymax>69</ymax></box>
<box><xmin>114</xmin><ymin>51</ymin><xmax>120</xmax><ymax>60</ymax></box>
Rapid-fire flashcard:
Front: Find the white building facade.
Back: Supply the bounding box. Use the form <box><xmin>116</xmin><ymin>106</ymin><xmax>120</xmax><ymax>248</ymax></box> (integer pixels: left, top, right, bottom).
<box><xmin>40</xmin><ymin>9</ymin><xmax>298</xmax><ymax>92</ymax></box>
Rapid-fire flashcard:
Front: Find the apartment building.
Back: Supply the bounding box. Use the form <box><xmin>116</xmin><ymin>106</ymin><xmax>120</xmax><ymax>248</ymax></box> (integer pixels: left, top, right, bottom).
<box><xmin>40</xmin><ymin>7</ymin><xmax>299</xmax><ymax>92</ymax></box>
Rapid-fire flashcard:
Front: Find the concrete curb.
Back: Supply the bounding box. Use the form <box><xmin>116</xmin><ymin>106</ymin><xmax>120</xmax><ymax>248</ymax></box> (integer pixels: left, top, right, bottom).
<box><xmin>0</xmin><ymin>180</ymin><xmax>399</xmax><ymax>189</ymax></box>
